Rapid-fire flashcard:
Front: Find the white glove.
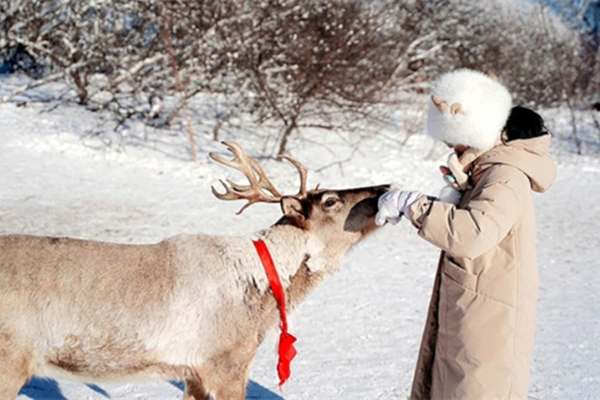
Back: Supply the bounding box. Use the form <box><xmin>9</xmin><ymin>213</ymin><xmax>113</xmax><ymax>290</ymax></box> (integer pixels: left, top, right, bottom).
<box><xmin>438</xmin><ymin>185</ymin><xmax>463</xmax><ymax>205</ymax></box>
<box><xmin>375</xmin><ymin>189</ymin><xmax>423</xmax><ymax>226</ymax></box>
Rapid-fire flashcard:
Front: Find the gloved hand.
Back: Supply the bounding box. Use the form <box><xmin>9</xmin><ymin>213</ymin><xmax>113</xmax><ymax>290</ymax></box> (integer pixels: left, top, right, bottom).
<box><xmin>438</xmin><ymin>184</ymin><xmax>463</xmax><ymax>205</ymax></box>
<box><xmin>375</xmin><ymin>189</ymin><xmax>423</xmax><ymax>226</ymax></box>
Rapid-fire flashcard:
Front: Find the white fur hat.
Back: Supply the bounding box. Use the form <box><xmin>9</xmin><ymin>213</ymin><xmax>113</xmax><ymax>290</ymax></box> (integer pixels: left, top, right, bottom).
<box><xmin>426</xmin><ymin>69</ymin><xmax>512</xmax><ymax>151</ymax></box>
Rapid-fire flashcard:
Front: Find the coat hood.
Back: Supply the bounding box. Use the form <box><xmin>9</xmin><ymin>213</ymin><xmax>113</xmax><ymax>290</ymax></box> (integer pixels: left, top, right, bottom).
<box><xmin>475</xmin><ymin>134</ymin><xmax>556</xmax><ymax>193</ymax></box>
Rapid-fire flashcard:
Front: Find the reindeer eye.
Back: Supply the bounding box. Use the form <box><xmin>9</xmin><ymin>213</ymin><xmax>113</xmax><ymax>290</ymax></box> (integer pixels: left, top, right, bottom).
<box><xmin>324</xmin><ymin>197</ymin><xmax>338</xmax><ymax>208</ymax></box>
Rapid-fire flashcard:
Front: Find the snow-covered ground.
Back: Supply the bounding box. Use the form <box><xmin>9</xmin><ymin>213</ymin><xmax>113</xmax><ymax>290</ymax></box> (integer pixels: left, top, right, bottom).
<box><xmin>1</xmin><ymin>75</ymin><xmax>599</xmax><ymax>399</ymax></box>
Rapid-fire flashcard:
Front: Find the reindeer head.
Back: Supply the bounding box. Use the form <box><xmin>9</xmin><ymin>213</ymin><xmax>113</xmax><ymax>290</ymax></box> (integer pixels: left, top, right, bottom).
<box><xmin>209</xmin><ymin>142</ymin><xmax>389</xmax><ymax>248</ymax></box>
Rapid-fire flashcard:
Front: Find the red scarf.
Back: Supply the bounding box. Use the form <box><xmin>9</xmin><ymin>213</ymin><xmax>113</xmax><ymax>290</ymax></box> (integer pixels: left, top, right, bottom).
<box><xmin>253</xmin><ymin>239</ymin><xmax>297</xmax><ymax>387</ymax></box>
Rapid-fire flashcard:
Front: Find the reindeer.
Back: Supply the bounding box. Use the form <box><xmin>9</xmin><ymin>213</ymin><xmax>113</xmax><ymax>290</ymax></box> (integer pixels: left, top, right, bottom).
<box><xmin>0</xmin><ymin>142</ymin><xmax>389</xmax><ymax>400</ymax></box>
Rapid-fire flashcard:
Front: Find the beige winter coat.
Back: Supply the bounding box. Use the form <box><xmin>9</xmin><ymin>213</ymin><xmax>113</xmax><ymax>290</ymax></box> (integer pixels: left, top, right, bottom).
<box><xmin>407</xmin><ymin>135</ymin><xmax>556</xmax><ymax>400</ymax></box>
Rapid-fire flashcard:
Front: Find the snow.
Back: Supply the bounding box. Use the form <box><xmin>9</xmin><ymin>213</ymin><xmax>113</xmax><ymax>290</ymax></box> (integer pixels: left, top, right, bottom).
<box><xmin>1</xmin><ymin>75</ymin><xmax>599</xmax><ymax>399</ymax></box>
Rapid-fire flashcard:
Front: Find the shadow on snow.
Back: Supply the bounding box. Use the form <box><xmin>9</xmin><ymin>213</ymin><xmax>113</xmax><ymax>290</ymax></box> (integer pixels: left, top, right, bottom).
<box><xmin>19</xmin><ymin>377</ymin><xmax>285</xmax><ymax>400</ymax></box>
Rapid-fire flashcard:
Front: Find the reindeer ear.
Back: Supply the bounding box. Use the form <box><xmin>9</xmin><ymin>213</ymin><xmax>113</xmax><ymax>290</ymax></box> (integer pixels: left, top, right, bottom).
<box><xmin>281</xmin><ymin>197</ymin><xmax>305</xmax><ymax>222</ymax></box>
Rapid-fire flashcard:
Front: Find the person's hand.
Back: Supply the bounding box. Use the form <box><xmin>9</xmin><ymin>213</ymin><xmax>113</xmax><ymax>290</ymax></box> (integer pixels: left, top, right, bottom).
<box><xmin>375</xmin><ymin>189</ymin><xmax>423</xmax><ymax>226</ymax></box>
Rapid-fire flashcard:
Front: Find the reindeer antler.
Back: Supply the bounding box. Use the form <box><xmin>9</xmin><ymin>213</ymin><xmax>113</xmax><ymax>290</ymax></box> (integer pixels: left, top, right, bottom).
<box><xmin>280</xmin><ymin>155</ymin><xmax>308</xmax><ymax>198</ymax></box>
<box><xmin>210</xmin><ymin>142</ymin><xmax>282</xmax><ymax>214</ymax></box>
<box><xmin>209</xmin><ymin>142</ymin><xmax>309</xmax><ymax>214</ymax></box>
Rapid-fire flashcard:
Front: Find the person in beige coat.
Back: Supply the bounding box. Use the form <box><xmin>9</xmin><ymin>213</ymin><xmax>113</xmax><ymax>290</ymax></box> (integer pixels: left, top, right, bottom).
<box><xmin>376</xmin><ymin>69</ymin><xmax>556</xmax><ymax>400</ymax></box>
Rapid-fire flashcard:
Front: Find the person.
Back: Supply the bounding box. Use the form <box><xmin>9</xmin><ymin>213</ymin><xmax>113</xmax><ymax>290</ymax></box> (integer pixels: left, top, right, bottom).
<box><xmin>375</xmin><ymin>69</ymin><xmax>556</xmax><ymax>400</ymax></box>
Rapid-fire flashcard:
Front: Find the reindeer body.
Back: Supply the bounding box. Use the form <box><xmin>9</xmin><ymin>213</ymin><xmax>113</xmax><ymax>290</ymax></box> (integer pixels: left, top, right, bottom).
<box><xmin>0</xmin><ymin>226</ymin><xmax>324</xmax><ymax>396</ymax></box>
<box><xmin>0</xmin><ymin>142</ymin><xmax>388</xmax><ymax>400</ymax></box>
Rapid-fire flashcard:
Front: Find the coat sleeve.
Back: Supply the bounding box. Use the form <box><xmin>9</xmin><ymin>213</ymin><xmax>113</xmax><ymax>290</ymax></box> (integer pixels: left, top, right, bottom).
<box><xmin>407</xmin><ymin>165</ymin><xmax>529</xmax><ymax>259</ymax></box>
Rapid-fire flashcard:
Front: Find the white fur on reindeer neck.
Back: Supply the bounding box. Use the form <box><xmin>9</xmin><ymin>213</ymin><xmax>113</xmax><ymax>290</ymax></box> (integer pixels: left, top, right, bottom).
<box><xmin>427</xmin><ymin>69</ymin><xmax>512</xmax><ymax>151</ymax></box>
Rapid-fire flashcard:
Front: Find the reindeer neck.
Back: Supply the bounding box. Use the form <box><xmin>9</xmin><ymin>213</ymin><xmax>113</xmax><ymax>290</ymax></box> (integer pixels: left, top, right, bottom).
<box><xmin>284</xmin><ymin>262</ymin><xmax>327</xmax><ymax>311</ymax></box>
<box><xmin>248</xmin><ymin>225</ymin><xmax>328</xmax><ymax>335</ymax></box>
<box><xmin>255</xmin><ymin>224</ymin><xmax>349</xmax><ymax>312</ymax></box>
<box><xmin>257</xmin><ymin>224</ymin><xmax>314</xmax><ymax>286</ymax></box>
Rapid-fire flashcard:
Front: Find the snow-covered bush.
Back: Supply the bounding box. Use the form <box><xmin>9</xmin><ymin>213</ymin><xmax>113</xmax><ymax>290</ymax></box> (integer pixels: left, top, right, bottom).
<box><xmin>1</xmin><ymin>0</ymin><xmax>598</xmax><ymax>156</ymax></box>
<box><xmin>401</xmin><ymin>0</ymin><xmax>583</xmax><ymax>107</ymax></box>
<box><xmin>211</xmin><ymin>0</ymin><xmax>440</xmax><ymax>155</ymax></box>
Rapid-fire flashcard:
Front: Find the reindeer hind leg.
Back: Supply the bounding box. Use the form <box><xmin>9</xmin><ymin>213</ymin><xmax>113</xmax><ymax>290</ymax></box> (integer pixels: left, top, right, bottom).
<box><xmin>0</xmin><ymin>332</ymin><xmax>33</xmax><ymax>399</ymax></box>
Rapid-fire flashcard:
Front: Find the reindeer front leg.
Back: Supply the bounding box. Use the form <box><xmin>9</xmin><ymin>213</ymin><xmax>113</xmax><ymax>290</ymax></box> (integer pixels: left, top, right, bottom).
<box><xmin>183</xmin><ymin>374</ymin><xmax>211</xmax><ymax>400</ymax></box>
<box><xmin>212</xmin><ymin>376</ymin><xmax>248</xmax><ymax>400</ymax></box>
<box><xmin>204</xmin><ymin>342</ymin><xmax>258</xmax><ymax>400</ymax></box>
